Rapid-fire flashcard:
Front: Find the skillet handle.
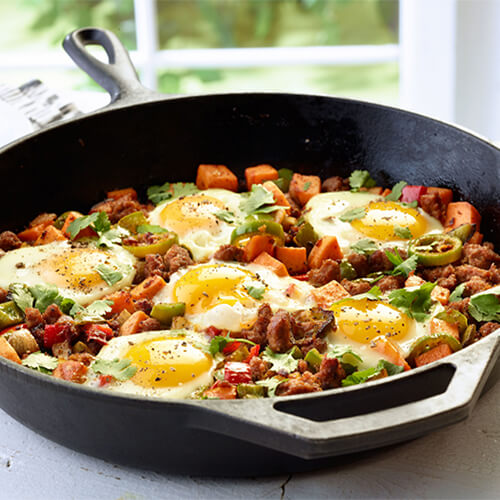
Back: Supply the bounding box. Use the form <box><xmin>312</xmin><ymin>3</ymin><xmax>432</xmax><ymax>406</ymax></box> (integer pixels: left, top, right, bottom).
<box><xmin>63</xmin><ymin>27</ymin><xmax>159</xmax><ymax>104</ymax></box>
<box><xmin>193</xmin><ymin>332</ymin><xmax>500</xmax><ymax>460</ymax></box>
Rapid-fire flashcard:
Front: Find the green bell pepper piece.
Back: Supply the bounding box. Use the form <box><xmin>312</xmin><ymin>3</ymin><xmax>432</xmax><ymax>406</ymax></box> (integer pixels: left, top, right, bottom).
<box><xmin>293</xmin><ymin>222</ymin><xmax>318</xmax><ymax>249</ymax></box>
<box><xmin>150</xmin><ymin>302</ymin><xmax>186</xmax><ymax>326</ymax></box>
<box><xmin>304</xmin><ymin>348</ymin><xmax>323</xmax><ymax>370</ymax></box>
<box><xmin>237</xmin><ymin>383</ymin><xmax>266</xmax><ymax>398</ymax></box>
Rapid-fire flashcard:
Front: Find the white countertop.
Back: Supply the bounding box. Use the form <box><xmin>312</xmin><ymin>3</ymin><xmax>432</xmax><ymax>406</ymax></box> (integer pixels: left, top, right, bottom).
<box><xmin>0</xmin><ymin>92</ymin><xmax>499</xmax><ymax>500</ymax></box>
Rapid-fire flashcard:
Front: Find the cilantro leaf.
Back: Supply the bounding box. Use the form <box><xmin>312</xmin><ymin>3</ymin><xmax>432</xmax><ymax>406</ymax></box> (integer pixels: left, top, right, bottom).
<box><xmin>339</xmin><ymin>207</ymin><xmax>366</xmax><ymax>222</ymax></box>
<box><xmin>147</xmin><ymin>182</ymin><xmax>172</xmax><ymax>205</ymax></box>
<box><xmin>208</xmin><ymin>334</ymin><xmax>255</xmax><ymax>356</ymax></box>
<box><xmin>388</xmin><ymin>282</ymin><xmax>436</xmax><ymax>322</ymax></box>
<box><xmin>262</xmin><ymin>346</ymin><xmax>299</xmax><ymax>374</ymax></box>
<box><xmin>384</xmin><ymin>249</ymin><xmax>418</xmax><ymax>278</ymax></box>
<box><xmin>22</xmin><ymin>351</ymin><xmax>59</xmax><ymax>374</ymax></box>
<box><xmin>449</xmin><ymin>283</ymin><xmax>466</xmax><ymax>303</ymax></box>
<box><xmin>256</xmin><ymin>377</ymin><xmax>288</xmax><ymax>397</ymax></box>
<box><xmin>171</xmin><ymin>182</ymin><xmax>199</xmax><ymax>198</ymax></box>
<box><xmin>96</xmin><ymin>264</ymin><xmax>123</xmax><ymax>286</ymax></box>
<box><xmin>28</xmin><ymin>284</ymin><xmax>62</xmax><ymax>313</ymax></box>
<box><xmin>136</xmin><ymin>224</ymin><xmax>168</xmax><ymax>234</ymax></box>
<box><xmin>350</xmin><ymin>238</ymin><xmax>378</xmax><ymax>255</ymax></box>
<box><xmin>9</xmin><ymin>283</ymin><xmax>34</xmax><ymax>311</ymax></box>
<box><xmin>73</xmin><ymin>300</ymin><xmax>113</xmax><ymax>323</ymax></box>
<box><xmin>394</xmin><ymin>226</ymin><xmax>412</xmax><ymax>239</ymax></box>
<box><xmin>245</xmin><ymin>284</ymin><xmax>266</xmax><ymax>300</ymax></box>
<box><xmin>468</xmin><ymin>294</ymin><xmax>500</xmax><ymax>322</ymax></box>
<box><xmin>97</xmin><ymin>227</ymin><xmax>129</xmax><ymax>248</ymax></box>
<box><xmin>91</xmin><ymin>358</ymin><xmax>137</xmax><ymax>381</ymax></box>
<box><xmin>335</xmin><ymin>285</ymin><xmax>382</xmax><ymax>302</ymax></box>
<box><xmin>66</xmin><ymin>211</ymin><xmax>111</xmax><ymax>240</ymax></box>
<box><xmin>385</xmin><ymin>181</ymin><xmax>407</xmax><ymax>201</ymax></box>
<box><xmin>327</xmin><ymin>345</ymin><xmax>363</xmax><ymax>366</ymax></box>
<box><xmin>341</xmin><ymin>359</ymin><xmax>403</xmax><ymax>387</ymax></box>
<box><xmin>240</xmin><ymin>184</ymin><xmax>276</xmax><ymax>215</ymax></box>
<box><xmin>349</xmin><ymin>170</ymin><xmax>376</xmax><ymax>191</ymax></box>
<box><xmin>303</xmin><ymin>181</ymin><xmax>311</xmax><ymax>191</ymax></box>
<box><xmin>215</xmin><ymin>210</ymin><xmax>236</xmax><ymax>224</ymax></box>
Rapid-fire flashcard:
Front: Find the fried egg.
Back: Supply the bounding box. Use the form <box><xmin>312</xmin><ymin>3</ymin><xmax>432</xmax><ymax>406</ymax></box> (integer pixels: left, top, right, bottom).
<box><xmin>328</xmin><ymin>296</ymin><xmax>433</xmax><ymax>368</ymax></box>
<box><xmin>148</xmin><ymin>189</ymin><xmax>243</xmax><ymax>261</ymax></box>
<box><xmin>85</xmin><ymin>330</ymin><xmax>215</xmax><ymax>399</ymax></box>
<box><xmin>0</xmin><ymin>240</ymin><xmax>136</xmax><ymax>305</ymax></box>
<box><xmin>304</xmin><ymin>192</ymin><xmax>443</xmax><ymax>253</ymax></box>
<box><xmin>154</xmin><ymin>261</ymin><xmax>317</xmax><ymax>331</ymax></box>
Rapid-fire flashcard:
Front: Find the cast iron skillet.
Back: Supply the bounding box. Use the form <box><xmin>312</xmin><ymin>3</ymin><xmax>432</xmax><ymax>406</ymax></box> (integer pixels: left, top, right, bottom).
<box><xmin>0</xmin><ymin>28</ymin><xmax>499</xmax><ymax>476</ymax></box>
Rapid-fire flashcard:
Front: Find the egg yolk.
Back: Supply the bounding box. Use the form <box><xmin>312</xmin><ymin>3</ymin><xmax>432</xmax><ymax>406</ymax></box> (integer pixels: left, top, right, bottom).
<box><xmin>155</xmin><ymin>195</ymin><xmax>227</xmax><ymax>237</ymax></box>
<box><xmin>330</xmin><ymin>298</ymin><xmax>410</xmax><ymax>344</ymax></box>
<box><xmin>351</xmin><ymin>201</ymin><xmax>427</xmax><ymax>240</ymax></box>
<box><xmin>36</xmin><ymin>248</ymin><xmax>115</xmax><ymax>290</ymax></box>
<box><xmin>126</xmin><ymin>336</ymin><xmax>212</xmax><ymax>389</ymax></box>
<box><xmin>173</xmin><ymin>264</ymin><xmax>260</xmax><ymax>315</ymax></box>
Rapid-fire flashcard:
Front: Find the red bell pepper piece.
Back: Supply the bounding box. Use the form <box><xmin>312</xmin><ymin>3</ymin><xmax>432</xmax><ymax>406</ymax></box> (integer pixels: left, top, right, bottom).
<box><xmin>224</xmin><ymin>361</ymin><xmax>252</xmax><ymax>384</ymax></box>
<box><xmin>244</xmin><ymin>344</ymin><xmax>260</xmax><ymax>363</ymax></box>
<box><xmin>83</xmin><ymin>324</ymin><xmax>114</xmax><ymax>345</ymax></box>
<box><xmin>205</xmin><ymin>326</ymin><xmax>222</xmax><ymax>338</ymax></box>
<box><xmin>400</xmin><ymin>185</ymin><xmax>427</xmax><ymax>204</ymax></box>
<box><xmin>293</xmin><ymin>274</ymin><xmax>309</xmax><ymax>281</ymax></box>
<box><xmin>98</xmin><ymin>375</ymin><xmax>114</xmax><ymax>387</ymax></box>
<box><xmin>222</xmin><ymin>341</ymin><xmax>241</xmax><ymax>355</ymax></box>
<box><xmin>44</xmin><ymin>323</ymin><xmax>71</xmax><ymax>348</ymax></box>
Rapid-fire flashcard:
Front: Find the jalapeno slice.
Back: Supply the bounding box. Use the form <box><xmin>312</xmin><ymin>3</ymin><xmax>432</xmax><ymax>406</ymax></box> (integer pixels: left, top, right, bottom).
<box><xmin>150</xmin><ymin>302</ymin><xmax>186</xmax><ymax>326</ymax></box>
<box><xmin>122</xmin><ymin>232</ymin><xmax>178</xmax><ymax>257</ymax></box>
<box><xmin>448</xmin><ymin>223</ymin><xmax>476</xmax><ymax>243</ymax></box>
<box><xmin>230</xmin><ymin>219</ymin><xmax>285</xmax><ymax>246</ymax></box>
<box><xmin>407</xmin><ymin>333</ymin><xmax>462</xmax><ymax>366</ymax></box>
<box><xmin>117</xmin><ymin>211</ymin><xmax>148</xmax><ymax>233</ymax></box>
<box><xmin>408</xmin><ymin>233</ymin><xmax>462</xmax><ymax>266</ymax></box>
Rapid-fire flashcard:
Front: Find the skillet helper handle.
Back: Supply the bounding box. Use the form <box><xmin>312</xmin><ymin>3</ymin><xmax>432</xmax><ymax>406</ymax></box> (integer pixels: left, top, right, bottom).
<box><xmin>194</xmin><ymin>332</ymin><xmax>500</xmax><ymax>460</ymax></box>
<box><xmin>63</xmin><ymin>27</ymin><xmax>157</xmax><ymax>104</ymax></box>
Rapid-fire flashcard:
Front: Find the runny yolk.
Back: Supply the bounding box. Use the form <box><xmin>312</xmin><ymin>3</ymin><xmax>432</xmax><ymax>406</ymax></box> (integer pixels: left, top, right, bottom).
<box><xmin>330</xmin><ymin>298</ymin><xmax>410</xmax><ymax>344</ymax></box>
<box><xmin>351</xmin><ymin>201</ymin><xmax>427</xmax><ymax>240</ymax></box>
<box><xmin>156</xmin><ymin>195</ymin><xmax>227</xmax><ymax>237</ymax></box>
<box><xmin>126</xmin><ymin>336</ymin><xmax>213</xmax><ymax>388</ymax></box>
<box><xmin>173</xmin><ymin>264</ymin><xmax>260</xmax><ymax>315</ymax></box>
<box><xmin>37</xmin><ymin>248</ymin><xmax>114</xmax><ymax>290</ymax></box>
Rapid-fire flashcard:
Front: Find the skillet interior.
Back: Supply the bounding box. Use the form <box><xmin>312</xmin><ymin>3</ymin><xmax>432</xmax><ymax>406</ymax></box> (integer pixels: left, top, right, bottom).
<box><xmin>1</xmin><ymin>93</ymin><xmax>499</xmax><ymax>244</ymax></box>
<box><xmin>0</xmin><ymin>92</ymin><xmax>499</xmax><ymax>475</ymax></box>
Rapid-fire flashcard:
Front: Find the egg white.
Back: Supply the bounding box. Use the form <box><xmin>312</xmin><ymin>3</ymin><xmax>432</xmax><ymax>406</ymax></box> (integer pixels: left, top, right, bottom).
<box><xmin>0</xmin><ymin>240</ymin><xmax>136</xmax><ymax>305</ymax></box>
<box><xmin>85</xmin><ymin>330</ymin><xmax>216</xmax><ymax>399</ymax></box>
<box><xmin>153</xmin><ymin>261</ymin><xmax>317</xmax><ymax>332</ymax></box>
<box><xmin>148</xmin><ymin>189</ymin><xmax>244</xmax><ymax>262</ymax></box>
<box><xmin>304</xmin><ymin>191</ymin><xmax>443</xmax><ymax>253</ymax></box>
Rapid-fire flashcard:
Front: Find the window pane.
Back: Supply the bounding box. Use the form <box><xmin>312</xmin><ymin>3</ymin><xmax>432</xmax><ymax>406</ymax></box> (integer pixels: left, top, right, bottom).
<box><xmin>157</xmin><ymin>0</ymin><xmax>398</xmax><ymax>49</ymax></box>
<box><xmin>158</xmin><ymin>63</ymin><xmax>399</xmax><ymax>106</ymax></box>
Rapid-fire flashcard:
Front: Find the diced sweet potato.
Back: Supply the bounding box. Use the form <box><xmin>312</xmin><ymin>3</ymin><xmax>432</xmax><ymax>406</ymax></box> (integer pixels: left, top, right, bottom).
<box><xmin>431</xmin><ymin>285</ymin><xmax>450</xmax><ymax>306</ymax></box>
<box><xmin>372</xmin><ymin>337</ymin><xmax>411</xmax><ymax>371</ymax></box>
<box><xmin>289</xmin><ymin>173</ymin><xmax>321</xmax><ymax>206</ymax></box>
<box><xmin>404</xmin><ymin>273</ymin><xmax>425</xmax><ymax>287</ymax></box>
<box><xmin>204</xmin><ymin>381</ymin><xmax>237</xmax><ymax>399</ymax></box>
<box><xmin>243</xmin><ymin>235</ymin><xmax>275</xmax><ymax>262</ymax></box>
<box><xmin>34</xmin><ymin>225</ymin><xmax>67</xmax><ymax>246</ymax></box>
<box><xmin>17</xmin><ymin>223</ymin><xmax>47</xmax><ymax>242</ymax></box>
<box><xmin>130</xmin><ymin>275</ymin><xmax>167</xmax><ymax>301</ymax></box>
<box><xmin>430</xmin><ymin>317</ymin><xmax>460</xmax><ymax>340</ymax></box>
<box><xmin>106</xmin><ymin>187</ymin><xmax>137</xmax><ymax>200</ymax></box>
<box><xmin>311</xmin><ymin>280</ymin><xmax>350</xmax><ymax>308</ymax></box>
<box><xmin>245</xmin><ymin>165</ymin><xmax>279</xmax><ymax>190</ymax></box>
<box><xmin>444</xmin><ymin>202</ymin><xmax>481</xmax><ymax>231</ymax></box>
<box><xmin>0</xmin><ymin>337</ymin><xmax>21</xmax><ymax>364</ymax></box>
<box><xmin>196</xmin><ymin>164</ymin><xmax>238</xmax><ymax>192</ymax></box>
<box><xmin>415</xmin><ymin>343</ymin><xmax>453</xmax><ymax>367</ymax></box>
<box><xmin>119</xmin><ymin>311</ymin><xmax>150</xmax><ymax>336</ymax></box>
<box><xmin>308</xmin><ymin>236</ymin><xmax>343</xmax><ymax>269</ymax></box>
<box><xmin>252</xmin><ymin>251</ymin><xmax>288</xmax><ymax>277</ymax></box>
<box><xmin>367</xmin><ymin>186</ymin><xmax>383</xmax><ymax>195</ymax></box>
<box><xmin>275</xmin><ymin>246</ymin><xmax>308</xmax><ymax>274</ymax></box>
<box><xmin>105</xmin><ymin>291</ymin><xmax>136</xmax><ymax>315</ymax></box>
<box><xmin>262</xmin><ymin>180</ymin><xmax>290</xmax><ymax>209</ymax></box>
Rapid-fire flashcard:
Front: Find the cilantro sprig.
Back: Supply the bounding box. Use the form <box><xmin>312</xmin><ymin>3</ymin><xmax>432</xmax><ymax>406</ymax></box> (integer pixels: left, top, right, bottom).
<box><xmin>245</xmin><ymin>284</ymin><xmax>266</xmax><ymax>300</ymax></box>
<box><xmin>96</xmin><ymin>265</ymin><xmax>123</xmax><ymax>286</ymax></box>
<box><xmin>91</xmin><ymin>358</ymin><xmax>137</xmax><ymax>381</ymax></box>
<box><xmin>339</xmin><ymin>207</ymin><xmax>366</xmax><ymax>223</ymax></box>
<box><xmin>385</xmin><ymin>181</ymin><xmax>407</xmax><ymax>201</ymax></box>
<box><xmin>240</xmin><ymin>184</ymin><xmax>286</xmax><ymax>216</ymax></box>
<box><xmin>208</xmin><ymin>334</ymin><xmax>256</xmax><ymax>356</ymax></box>
<box><xmin>341</xmin><ymin>359</ymin><xmax>404</xmax><ymax>387</ymax></box>
<box><xmin>147</xmin><ymin>182</ymin><xmax>199</xmax><ymax>205</ymax></box>
<box><xmin>22</xmin><ymin>352</ymin><xmax>59</xmax><ymax>374</ymax></box>
<box><xmin>256</xmin><ymin>377</ymin><xmax>288</xmax><ymax>397</ymax></box>
<box><xmin>388</xmin><ymin>282</ymin><xmax>436</xmax><ymax>322</ymax></box>
<box><xmin>215</xmin><ymin>210</ymin><xmax>236</xmax><ymax>224</ymax></box>
<box><xmin>349</xmin><ymin>170</ymin><xmax>376</xmax><ymax>192</ymax></box>
<box><xmin>468</xmin><ymin>294</ymin><xmax>500</xmax><ymax>322</ymax></box>
<box><xmin>262</xmin><ymin>346</ymin><xmax>300</xmax><ymax>374</ymax></box>
<box><xmin>384</xmin><ymin>249</ymin><xmax>418</xmax><ymax>278</ymax></box>
<box><xmin>350</xmin><ymin>238</ymin><xmax>378</xmax><ymax>256</ymax></box>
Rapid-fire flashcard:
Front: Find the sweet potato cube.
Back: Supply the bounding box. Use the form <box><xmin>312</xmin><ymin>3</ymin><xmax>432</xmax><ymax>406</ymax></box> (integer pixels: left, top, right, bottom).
<box><xmin>308</xmin><ymin>236</ymin><xmax>343</xmax><ymax>269</ymax></box>
<box><xmin>289</xmin><ymin>173</ymin><xmax>321</xmax><ymax>206</ymax></box>
<box><xmin>252</xmin><ymin>251</ymin><xmax>288</xmax><ymax>277</ymax></box>
<box><xmin>415</xmin><ymin>343</ymin><xmax>453</xmax><ymax>367</ymax></box>
<box><xmin>245</xmin><ymin>165</ymin><xmax>279</xmax><ymax>190</ymax></box>
<box><xmin>196</xmin><ymin>164</ymin><xmax>238</xmax><ymax>192</ymax></box>
<box><xmin>311</xmin><ymin>280</ymin><xmax>350</xmax><ymax>308</ymax></box>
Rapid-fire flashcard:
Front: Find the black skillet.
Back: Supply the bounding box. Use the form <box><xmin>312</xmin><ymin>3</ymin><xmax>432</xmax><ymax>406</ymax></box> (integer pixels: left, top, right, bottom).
<box><xmin>0</xmin><ymin>28</ymin><xmax>499</xmax><ymax>476</ymax></box>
